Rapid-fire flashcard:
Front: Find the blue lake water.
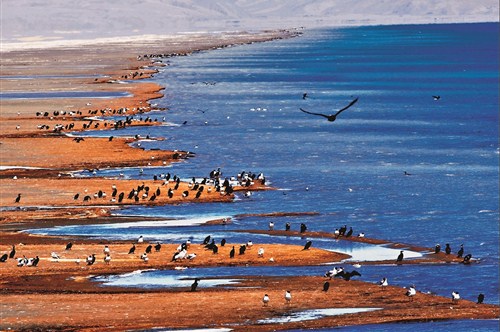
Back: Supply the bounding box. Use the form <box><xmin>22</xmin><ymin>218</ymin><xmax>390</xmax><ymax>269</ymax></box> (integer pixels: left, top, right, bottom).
<box><xmin>28</xmin><ymin>23</ymin><xmax>499</xmax><ymax>330</ymax></box>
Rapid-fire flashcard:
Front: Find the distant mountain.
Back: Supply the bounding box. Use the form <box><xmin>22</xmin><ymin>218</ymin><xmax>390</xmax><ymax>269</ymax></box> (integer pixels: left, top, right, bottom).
<box><xmin>1</xmin><ymin>0</ymin><xmax>498</xmax><ymax>43</ymax></box>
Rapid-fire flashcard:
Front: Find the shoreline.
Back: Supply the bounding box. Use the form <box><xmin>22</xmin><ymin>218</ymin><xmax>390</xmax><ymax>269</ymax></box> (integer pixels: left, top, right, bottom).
<box><xmin>1</xmin><ymin>28</ymin><xmax>498</xmax><ymax>331</ymax></box>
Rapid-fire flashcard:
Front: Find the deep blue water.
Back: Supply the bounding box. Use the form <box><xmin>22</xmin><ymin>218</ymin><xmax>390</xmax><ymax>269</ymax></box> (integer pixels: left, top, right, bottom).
<box><xmin>28</xmin><ymin>23</ymin><xmax>499</xmax><ymax>331</ymax></box>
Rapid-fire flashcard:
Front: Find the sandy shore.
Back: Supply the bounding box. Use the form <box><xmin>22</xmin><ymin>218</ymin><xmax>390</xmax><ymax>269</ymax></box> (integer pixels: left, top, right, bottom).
<box><xmin>1</xmin><ymin>30</ymin><xmax>498</xmax><ymax>331</ymax></box>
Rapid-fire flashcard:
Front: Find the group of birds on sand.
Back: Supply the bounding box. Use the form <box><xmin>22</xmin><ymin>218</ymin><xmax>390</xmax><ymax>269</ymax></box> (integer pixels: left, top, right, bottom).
<box><xmin>434</xmin><ymin>243</ymin><xmax>473</xmax><ymax>264</ymax></box>
<box><xmin>0</xmin><ymin>245</ymin><xmax>39</xmax><ymax>267</ymax></box>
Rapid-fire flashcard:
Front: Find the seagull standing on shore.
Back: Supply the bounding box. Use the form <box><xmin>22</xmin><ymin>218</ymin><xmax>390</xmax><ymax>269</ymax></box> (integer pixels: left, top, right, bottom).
<box><xmin>379</xmin><ymin>277</ymin><xmax>388</xmax><ymax>290</ymax></box>
<box><xmin>451</xmin><ymin>291</ymin><xmax>460</xmax><ymax>303</ymax></box>
<box><xmin>263</xmin><ymin>294</ymin><xmax>270</xmax><ymax>306</ymax></box>
<box><xmin>285</xmin><ymin>290</ymin><xmax>292</xmax><ymax>304</ymax></box>
<box><xmin>405</xmin><ymin>285</ymin><xmax>416</xmax><ymax>301</ymax></box>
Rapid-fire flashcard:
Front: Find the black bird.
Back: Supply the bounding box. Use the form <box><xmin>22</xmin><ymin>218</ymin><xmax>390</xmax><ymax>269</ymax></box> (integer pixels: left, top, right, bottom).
<box><xmin>15</xmin><ymin>194</ymin><xmax>21</xmax><ymax>203</ymax></box>
<box><xmin>65</xmin><ymin>242</ymin><xmax>73</xmax><ymax>251</ymax></box>
<box><xmin>0</xmin><ymin>254</ymin><xmax>8</xmax><ymax>262</ymax></box>
<box><xmin>74</xmin><ymin>193</ymin><xmax>80</xmax><ymax>200</ymax></box>
<box><xmin>300</xmin><ymin>97</ymin><xmax>359</xmax><ymax>122</ymax></box>
<box><xmin>229</xmin><ymin>246</ymin><xmax>235</xmax><ymax>258</ymax></box>
<box><xmin>445</xmin><ymin>243</ymin><xmax>451</xmax><ymax>255</ymax></box>
<box><xmin>339</xmin><ymin>225</ymin><xmax>347</xmax><ymax>236</ymax></box>
<box><xmin>336</xmin><ymin>270</ymin><xmax>361</xmax><ymax>281</ymax></box>
<box><xmin>220</xmin><ymin>238</ymin><xmax>226</xmax><ymax>247</ymax></box>
<box><xmin>300</xmin><ymin>223</ymin><xmax>307</xmax><ymax>233</ymax></box>
<box><xmin>203</xmin><ymin>235</ymin><xmax>211</xmax><ymax>245</ymax></box>
<box><xmin>145</xmin><ymin>245</ymin><xmax>152</xmax><ymax>254</ymax></box>
<box><xmin>128</xmin><ymin>244</ymin><xmax>136</xmax><ymax>254</ymax></box>
<box><xmin>396</xmin><ymin>250</ymin><xmax>404</xmax><ymax>263</ymax></box>
<box><xmin>303</xmin><ymin>240</ymin><xmax>312</xmax><ymax>250</ymax></box>
<box><xmin>434</xmin><ymin>244</ymin><xmax>441</xmax><ymax>254</ymax></box>
<box><xmin>302</xmin><ymin>92</ymin><xmax>308</xmax><ymax>100</ymax></box>
<box><xmin>457</xmin><ymin>244</ymin><xmax>464</xmax><ymax>258</ymax></box>
<box><xmin>477</xmin><ymin>293</ymin><xmax>485</xmax><ymax>304</ymax></box>
<box><xmin>9</xmin><ymin>245</ymin><xmax>16</xmax><ymax>259</ymax></box>
<box><xmin>285</xmin><ymin>222</ymin><xmax>291</xmax><ymax>231</ymax></box>
<box><xmin>205</xmin><ymin>239</ymin><xmax>215</xmax><ymax>250</ymax></box>
<box><xmin>154</xmin><ymin>242</ymin><xmax>162</xmax><ymax>252</ymax></box>
<box><xmin>239</xmin><ymin>245</ymin><xmax>246</xmax><ymax>255</ymax></box>
<box><xmin>212</xmin><ymin>245</ymin><xmax>218</xmax><ymax>254</ymax></box>
<box><xmin>345</xmin><ymin>227</ymin><xmax>353</xmax><ymax>238</ymax></box>
<box><xmin>32</xmin><ymin>256</ymin><xmax>40</xmax><ymax>267</ymax></box>
<box><xmin>433</xmin><ymin>95</ymin><xmax>441</xmax><ymax>100</ymax></box>
<box><xmin>462</xmin><ymin>254</ymin><xmax>472</xmax><ymax>264</ymax></box>
<box><xmin>87</xmin><ymin>254</ymin><xmax>96</xmax><ymax>265</ymax></box>
<box><xmin>191</xmin><ymin>278</ymin><xmax>200</xmax><ymax>292</ymax></box>
<box><xmin>323</xmin><ymin>281</ymin><xmax>330</xmax><ymax>292</ymax></box>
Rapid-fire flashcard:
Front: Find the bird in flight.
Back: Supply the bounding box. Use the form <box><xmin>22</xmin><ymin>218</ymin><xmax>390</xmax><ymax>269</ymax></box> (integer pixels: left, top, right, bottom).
<box><xmin>300</xmin><ymin>97</ymin><xmax>359</xmax><ymax>122</ymax></box>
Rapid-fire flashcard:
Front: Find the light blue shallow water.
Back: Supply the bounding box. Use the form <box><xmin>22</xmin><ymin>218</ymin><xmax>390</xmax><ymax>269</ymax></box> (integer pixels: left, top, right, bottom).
<box><xmin>27</xmin><ymin>23</ymin><xmax>499</xmax><ymax>331</ymax></box>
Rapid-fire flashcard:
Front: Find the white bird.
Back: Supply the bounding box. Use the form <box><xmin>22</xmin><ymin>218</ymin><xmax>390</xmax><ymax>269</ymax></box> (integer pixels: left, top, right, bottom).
<box><xmin>186</xmin><ymin>253</ymin><xmax>197</xmax><ymax>260</ymax></box>
<box><xmin>269</xmin><ymin>257</ymin><xmax>275</xmax><ymax>262</ymax></box>
<box><xmin>51</xmin><ymin>252</ymin><xmax>60</xmax><ymax>260</ymax></box>
<box><xmin>268</xmin><ymin>222</ymin><xmax>274</xmax><ymax>231</ymax></box>
<box><xmin>452</xmin><ymin>291</ymin><xmax>460</xmax><ymax>303</ymax></box>
<box><xmin>352</xmin><ymin>263</ymin><xmax>362</xmax><ymax>268</ymax></box>
<box><xmin>137</xmin><ymin>236</ymin><xmax>144</xmax><ymax>243</ymax></box>
<box><xmin>285</xmin><ymin>290</ymin><xmax>292</xmax><ymax>304</ymax></box>
<box><xmin>103</xmin><ymin>245</ymin><xmax>110</xmax><ymax>254</ymax></box>
<box><xmin>173</xmin><ymin>249</ymin><xmax>187</xmax><ymax>261</ymax></box>
<box><xmin>104</xmin><ymin>254</ymin><xmax>111</xmax><ymax>264</ymax></box>
<box><xmin>140</xmin><ymin>253</ymin><xmax>149</xmax><ymax>262</ymax></box>
<box><xmin>379</xmin><ymin>277</ymin><xmax>388</xmax><ymax>289</ymax></box>
<box><xmin>358</xmin><ymin>233</ymin><xmax>365</xmax><ymax>238</ymax></box>
<box><xmin>325</xmin><ymin>267</ymin><xmax>343</xmax><ymax>278</ymax></box>
<box><xmin>17</xmin><ymin>257</ymin><xmax>26</xmax><ymax>267</ymax></box>
<box><xmin>75</xmin><ymin>257</ymin><xmax>81</xmax><ymax>265</ymax></box>
<box><xmin>246</xmin><ymin>240</ymin><xmax>253</xmax><ymax>248</ymax></box>
<box><xmin>262</xmin><ymin>294</ymin><xmax>270</xmax><ymax>306</ymax></box>
<box><xmin>258</xmin><ymin>248</ymin><xmax>265</xmax><ymax>257</ymax></box>
<box><xmin>244</xmin><ymin>191</ymin><xmax>252</xmax><ymax>198</ymax></box>
<box><xmin>406</xmin><ymin>285</ymin><xmax>416</xmax><ymax>301</ymax></box>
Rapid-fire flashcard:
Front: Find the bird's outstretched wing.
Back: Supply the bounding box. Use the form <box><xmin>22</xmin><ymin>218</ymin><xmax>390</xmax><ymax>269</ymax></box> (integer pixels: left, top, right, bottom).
<box><xmin>334</xmin><ymin>97</ymin><xmax>359</xmax><ymax>116</ymax></box>
<box><xmin>300</xmin><ymin>108</ymin><xmax>330</xmax><ymax>119</ymax></box>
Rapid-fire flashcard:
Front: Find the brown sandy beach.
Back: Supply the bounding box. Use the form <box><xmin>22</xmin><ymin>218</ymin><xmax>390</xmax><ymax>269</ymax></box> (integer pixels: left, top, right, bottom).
<box><xmin>1</xmin><ymin>30</ymin><xmax>498</xmax><ymax>331</ymax></box>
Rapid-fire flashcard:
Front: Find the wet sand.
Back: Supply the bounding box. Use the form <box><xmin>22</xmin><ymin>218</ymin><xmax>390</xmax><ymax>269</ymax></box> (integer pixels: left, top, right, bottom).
<box><xmin>1</xmin><ymin>30</ymin><xmax>498</xmax><ymax>331</ymax></box>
